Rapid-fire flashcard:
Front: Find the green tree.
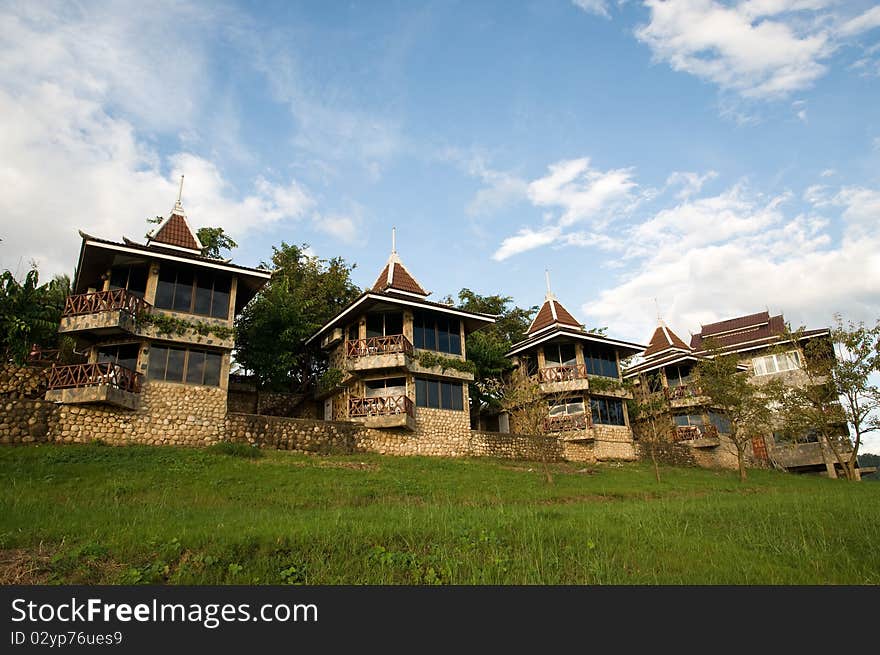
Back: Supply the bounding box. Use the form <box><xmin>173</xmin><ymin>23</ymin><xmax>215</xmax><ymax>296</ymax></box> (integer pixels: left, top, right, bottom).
<box><xmin>234</xmin><ymin>242</ymin><xmax>360</xmax><ymax>391</ymax></box>
<box><xmin>196</xmin><ymin>227</ymin><xmax>238</xmax><ymax>259</ymax></box>
<box><xmin>454</xmin><ymin>288</ymin><xmax>536</xmax><ymax>423</ymax></box>
<box><xmin>773</xmin><ymin>318</ymin><xmax>880</xmax><ymax>480</ymax></box>
<box><xmin>0</xmin><ymin>269</ymin><xmax>70</xmax><ymax>364</ymax></box>
<box><xmin>695</xmin><ymin>342</ymin><xmax>776</xmax><ymax>482</ymax></box>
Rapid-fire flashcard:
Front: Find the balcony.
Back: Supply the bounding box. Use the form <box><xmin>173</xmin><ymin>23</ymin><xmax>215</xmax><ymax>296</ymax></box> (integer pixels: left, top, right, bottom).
<box><xmin>345</xmin><ymin>335</ymin><xmax>413</xmax><ymax>373</ymax></box>
<box><xmin>544</xmin><ymin>412</ymin><xmax>594</xmax><ymax>441</ymax></box>
<box><xmin>665</xmin><ymin>383</ymin><xmax>708</xmax><ymax>408</ymax></box>
<box><xmin>59</xmin><ymin>289</ymin><xmax>149</xmax><ymax>338</ymax></box>
<box><xmin>535</xmin><ymin>364</ymin><xmax>590</xmax><ymax>394</ymax></box>
<box><xmin>673</xmin><ymin>424</ymin><xmax>720</xmax><ymax>448</ymax></box>
<box><xmin>44</xmin><ymin>362</ymin><xmax>142</xmax><ymax>409</ymax></box>
<box><xmin>348</xmin><ymin>394</ymin><xmax>415</xmax><ymax>430</ymax></box>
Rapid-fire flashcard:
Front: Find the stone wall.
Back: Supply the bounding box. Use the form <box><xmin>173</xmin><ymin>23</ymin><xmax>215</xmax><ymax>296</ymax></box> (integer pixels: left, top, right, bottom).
<box><xmin>0</xmin><ymin>398</ymin><xmax>57</xmax><ymax>444</ymax></box>
<box><xmin>53</xmin><ymin>382</ymin><xmax>226</xmax><ymax>446</ymax></box>
<box><xmin>355</xmin><ymin>407</ymin><xmax>473</xmax><ymax>457</ymax></box>
<box><xmin>227</xmin><ymin>389</ymin><xmax>318</xmax><ymax>418</ymax></box>
<box><xmin>225</xmin><ymin>413</ymin><xmax>361</xmax><ymax>454</ymax></box>
<box><xmin>592</xmin><ymin>424</ymin><xmax>637</xmax><ymax>461</ymax></box>
<box><xmin>0</xmin><ymin>364</ymin><xmax>48</xmax><ymax>399</ymax></box>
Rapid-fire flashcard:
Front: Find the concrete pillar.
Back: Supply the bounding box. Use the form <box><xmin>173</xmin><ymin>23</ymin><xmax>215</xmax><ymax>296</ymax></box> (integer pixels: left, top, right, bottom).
<box><xmin>144</xmin><ymin>262</ymin><xmax>160</xmax><ymax>305</ymax></box>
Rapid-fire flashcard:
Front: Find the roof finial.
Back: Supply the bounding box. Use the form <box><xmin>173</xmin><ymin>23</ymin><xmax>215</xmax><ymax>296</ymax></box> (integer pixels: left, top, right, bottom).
<box><xmin>654</xmin><ymin>297</ymin><xmax>664</xmax><ymax>325</ymax></box>
<box><xmin>392</xmin><ymin>226</ymin><xmax>397</xmax><ymax>254</ymax></box>
<box><xmin>174</xmin><ymin>175</ymin><xmax>185</xmax><ymax>214</ymax></box>
<box><xmin>545</xmin><ymin>268</ymin><xmax>555</xmax><ymax>301</ymax></box>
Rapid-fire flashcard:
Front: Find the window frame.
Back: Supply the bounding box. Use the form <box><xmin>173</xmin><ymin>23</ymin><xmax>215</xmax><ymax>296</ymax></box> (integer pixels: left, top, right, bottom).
<box><xmin>148</xmin><ymin>345</ymin><xmax>223</xmax><ymax>387</ymax></box>
<box><xmin>414</xmin><ymin>377</ymin><xmax>464</xmax><ymax>411</ymax></box>
<box><xmin>154</xmin><ymin>264</ymin><xmax>232</xmax><ymax>320</ymax></box>
<box><xmin>751</xmin><ymin>350</ymin><xmax>802</xmax><ymax>376</ymax></box>
<box><xmin>589</xmin><ymin>396</ymin><xmax>626</xmax><ymax>426</ymax></box>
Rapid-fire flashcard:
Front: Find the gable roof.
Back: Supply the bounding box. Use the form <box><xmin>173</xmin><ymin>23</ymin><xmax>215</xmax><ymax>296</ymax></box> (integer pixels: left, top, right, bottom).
<box><xmin>644</xmin><ymin>322</ymin><xmax>692</xmax><ymax>357</ymax></box>
<box><xmin>526</xmin><ymin>297</ymin><xmax>582</xmax><ymax>335</ymax></box>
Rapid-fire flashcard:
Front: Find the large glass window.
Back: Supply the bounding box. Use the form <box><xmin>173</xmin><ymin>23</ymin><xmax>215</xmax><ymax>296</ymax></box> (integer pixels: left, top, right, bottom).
<box><xmin>583</xmin><ymin>347</ymin><xmax>619</xmax><ymax>378</ymax></box>
<box><xmin>666</xmin><ymin>364</ymin><xmax>693</xmax><ymax>387</ymax></box>
<box><xmin>148</xmin><ymin>346</ymin><xmax>222</xmax><ymax>386</ymax></box>
<box><xmin>708</xmin><ymin>411</ymin><xmax>731</xmax><ymax>434</ymax></box>
<box><xmin>154</xmin><ymin>264</ymin><xmax>231</xmax><ymax>319</ymax></box>
<box><xmin>412</xmin><ymin>311</ymin><xmax>461</xmax><ymax>355</ymax></box>
<box><xmin>108</xmin><ymin>264</ymin><xmax>148</xmax><ymax>298</ymax></box>
<box><xmin>415</xmin><ymin>377</ymin><xmax>464</xmax><ymax>410</ymax></box>
<box><xmin>96</xmin><ymin>343</ymin><xmax>140</xmax><ymax>371</ymax></box>
<box><xmin>674</xmin><ymin>413</ymin><xmax>705</xmax><ymax>427</ymax></box>
<box><xmin>544</xmin><ymin>343</ymin><xmax>577</xmax><ymax>367</ymax></box>
<box><xmin>364</xmin><ymin>377</ymin><xmax>406</xmax><ymax>397</ymax></box>
<box><xmin>365</xmin><ymin>312</ymin><xmax>404</xmax><ymax>338</ymax></box>
<box><xmin>752</xmin><ymin>350</ymin><xmax>802</xmax><ymax>376</ymax></box>
<box><xmin>590</xmin><ymin>397</ymin><xmax>625</xmax><ymax>426</ymax></box>
<box><xmin>549</xmin><ymin>397</ymin><xmax>586</xmax><ymax>416</ymax></box>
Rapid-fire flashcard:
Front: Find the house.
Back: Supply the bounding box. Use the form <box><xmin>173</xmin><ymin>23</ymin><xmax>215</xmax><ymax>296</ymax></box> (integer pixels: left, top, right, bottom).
<box><xmin>623</xmin><ymin>320</ymin><xmax>748</xmax><ymax>469</ymax></box>
<box><xmin>43</xmin><ymin>186</ymin><xmax>270</xmax><ymax>444</ymax></box>
<box><xmin>504</xmin><ymin>280</ymin><xmax>644</xmax><ymax>461</ymax></box>
<box><xmin>305</xmin><ymin>233</ymin><xmax>495</xmax><ymax>443</ymax></box>
<box><xmin>688</xmin><ymin>311</ymin><xmax>855</xmax><ymax>476</ymax></box>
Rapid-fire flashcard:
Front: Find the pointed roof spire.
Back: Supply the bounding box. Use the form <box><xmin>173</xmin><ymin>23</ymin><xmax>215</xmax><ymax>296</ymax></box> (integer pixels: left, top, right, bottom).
<box><xmin>146</xmin><ymin>175</ymin><xmax>203</xmax><ymax>252</ymax></box>
<box><xmin>644</xmin><ymin>321</ymin><xmax>692</xmax><ymax>357</ymax></box>
<box><xmin>371</xmin><ymin>228</ymin><xmax>429</xmax><ymax>296</ymax></box>
<box><xmin>526</xmin><ymin>270</ymin><xmax>582</xmax><ymax>335</ymax></box>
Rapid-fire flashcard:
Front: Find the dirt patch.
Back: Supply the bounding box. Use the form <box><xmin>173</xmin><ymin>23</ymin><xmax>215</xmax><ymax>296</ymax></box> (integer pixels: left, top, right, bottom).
<box><xmin>317</xmin><ymin>461</ymin><xmax>380</xmax><ymax>471</ymax></box>
<box><xmin>0</xmin><ymin>547</ymin><xmax>54</xmax><ymax>585</ymax></box>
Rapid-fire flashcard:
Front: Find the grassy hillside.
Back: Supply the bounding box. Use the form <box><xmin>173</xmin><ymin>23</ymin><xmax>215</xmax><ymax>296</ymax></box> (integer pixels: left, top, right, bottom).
<box><xmin>1</xmin><ymin>443</ymin><xmax>877</xmax><ymax>584</ymax></box>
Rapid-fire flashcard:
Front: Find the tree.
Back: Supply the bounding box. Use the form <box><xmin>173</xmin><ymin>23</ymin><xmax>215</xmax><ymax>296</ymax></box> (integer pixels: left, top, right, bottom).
<box><xmin>773</xmin><ymin>318</ymin><xmax>880</xmax><ymax>481</ymax></box>
<box><xmin>624</xmin><ymin>370</ymin><xmax>677</xmax><ymax>483</ymax></box>
<box><xmin>234</xmin><ymin>242</ymin><xmax>360</xmax><ymax>392</ymax></box>
<box><xmin>196</xmin><ymin>227</ymin><xmax>238</xmax><ymax>259</ymax></box>
<box><xmin>694</xmin><ymin>343</ymin><xmax>776</xmax><ymax>482</ymax></box>
<box><xmin>0</xmin><ymin>269</ymin><xmax>70</xmax><ymax>364</ymax></box>
<box><xmin>454</xmin><ymin>288</ymin><xmax>536</xmax><ymax>425</ymax></box>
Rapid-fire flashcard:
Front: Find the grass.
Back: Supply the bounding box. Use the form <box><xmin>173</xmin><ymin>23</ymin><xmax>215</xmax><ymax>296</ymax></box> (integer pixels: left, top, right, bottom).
<box><xmin>0</xmin><ymin>443</ymin><xmax>878</xmax><ymax>585</ymax></box>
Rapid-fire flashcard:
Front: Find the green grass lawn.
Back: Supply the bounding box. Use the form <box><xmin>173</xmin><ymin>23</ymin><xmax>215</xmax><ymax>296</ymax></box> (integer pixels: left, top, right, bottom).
<box><xmin>1</xmin><ymin>443</ymin><xmax>877</xmax><ymax>585</ymax></box>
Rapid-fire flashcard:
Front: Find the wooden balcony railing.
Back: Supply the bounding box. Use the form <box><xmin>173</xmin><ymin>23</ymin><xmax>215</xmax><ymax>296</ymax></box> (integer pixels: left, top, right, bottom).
<box><xmin>349</xmin><ymin>395</ymin><xmax>414</xmax><ymax>418</ymax></box>
<box><xmin>47</xmin><ymin>362</ymin><xmax>142</xmax><ymax>394</ymax></box>
<box><xmin>665</xmin><ymin>383</ymin><xmax>703</xmax><ymax>400</ymax></box>
<box><xmin>346</xmin><ymin>334</ymin><xmax>413</xmax><ymax>358</ymax></box>
<box><xmin>673</xmin><ymin>424</ymin><xmax>719</xmax><ymax>442</ymax></box>
<box><xmin>537</xmin><ymin>364</ymin><xmax>588</xmax><ymax>383</ymax></box>
<box><xmin>63</xmin><ymin>288</ymin><xmax>151</xmax><ymax>318</ymax></box>
<box><xmin>544</xmin><ymin>412</ymin><xmax>591</xmax><ymax>433</ymax></box>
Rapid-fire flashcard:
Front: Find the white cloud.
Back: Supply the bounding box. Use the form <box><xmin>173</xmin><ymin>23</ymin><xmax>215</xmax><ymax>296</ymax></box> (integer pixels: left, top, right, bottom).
<box><xmin>666</xmin><ymin>170</ymin><xmax>718</xmax><ymax>199</ymax></box>
<box><xmin>527</xmin><ymin>158</ymin><xmax>638</xmax><ymax>227</ymax></box>
<box><xmin>0</xmin><ymin>1</ymin><xmax>337</xmax><ymax>278</ymax></box>
<box><xmin>572</xmin><ymin>0</ymin><xmax>612</xmax><ymax>18</ymax></box>
<box><xmin>493</xmin><ymin>226</ymin><xmax>562</xmax><ymax>261</ymax></box>
<box><xmin>581</xmin><ymin>180</ymin><xmax>880</xmax><ymax>348</ymax></box>
<box><xmin>636</xmin><ymin>0</ymin><xmax>835</xmax><ymax>100</ymax></box>
<box><xmin>820</xmin><ymin>168</ymin><xmax>836</xmax><ymax>177</ymax></box>
<box><xmin>837</xmin><ymin>5</ymin><xmax>880</xmax><ymax>38</ymax></box>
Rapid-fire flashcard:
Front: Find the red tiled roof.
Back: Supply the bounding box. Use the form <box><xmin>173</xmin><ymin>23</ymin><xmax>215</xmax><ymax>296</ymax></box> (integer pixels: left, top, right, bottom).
<box><xmin>151</xmin><ymin>213</ymin><xmax>200</xmax><ymax>250</ymax></box>
<box><xmin>371</xmin><ymin>259</ymin><xmax>428</xmax><ymax>296</ymax></box>
<box><xmin>526</xmin><ymin>298</ymin><xmax>581</xmax><ymax>335</ymax></box>
<box><xmin>644</xmin><ymin>324</ymin><xmax>692</xmax><ymax>357</ymax></box>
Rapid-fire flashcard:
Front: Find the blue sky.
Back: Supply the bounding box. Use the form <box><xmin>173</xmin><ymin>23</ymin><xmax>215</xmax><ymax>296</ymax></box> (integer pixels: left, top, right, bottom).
<box><xmin>1</xmin><ymin>0</ymin><xmax>879</xmax><ymax>441</ymax></box>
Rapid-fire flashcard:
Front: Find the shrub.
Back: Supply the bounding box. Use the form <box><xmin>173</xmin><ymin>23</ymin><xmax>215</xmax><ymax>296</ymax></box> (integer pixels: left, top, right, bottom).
<box><xmin>206</xmin><ymin>441</ymin><xmax>263</xmax><ymax>459</ymax></box>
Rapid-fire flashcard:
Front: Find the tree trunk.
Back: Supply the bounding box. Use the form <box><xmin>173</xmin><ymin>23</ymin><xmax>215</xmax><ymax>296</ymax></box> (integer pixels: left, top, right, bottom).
<box><xmin>737</xmin><ymin>446</ymin><xmax>747</xmax><ymax>482</ymax></box>
<box><xmin>649</xmin><ymin>418</ymin><xmax>661</xmax><ymax>483</ymax></box>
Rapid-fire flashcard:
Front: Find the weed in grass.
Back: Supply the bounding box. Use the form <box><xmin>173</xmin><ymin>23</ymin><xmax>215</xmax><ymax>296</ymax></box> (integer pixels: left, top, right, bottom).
<box><xmin>205</xmin><ymin>441</ymin><xmax>263</xmax><ymax>459</ymax></box>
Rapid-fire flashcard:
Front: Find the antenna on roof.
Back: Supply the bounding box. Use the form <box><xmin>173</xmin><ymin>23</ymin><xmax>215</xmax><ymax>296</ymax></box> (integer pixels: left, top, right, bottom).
<box><xmin>391</xmin><ymin>226</ymin><xmax>397</xmax><ymax>254</ymax></box>
<box><xmin>654</xmin><ymin>297</ymin><xmax>664</xmax><ymax>324</ymax></box>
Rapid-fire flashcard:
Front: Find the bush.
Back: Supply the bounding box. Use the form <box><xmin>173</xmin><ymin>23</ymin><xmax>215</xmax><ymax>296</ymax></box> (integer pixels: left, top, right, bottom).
<box><xmin>206</xmin><ymin>441</ymin><xmax>263</xmax><ymax>459</ymax></box>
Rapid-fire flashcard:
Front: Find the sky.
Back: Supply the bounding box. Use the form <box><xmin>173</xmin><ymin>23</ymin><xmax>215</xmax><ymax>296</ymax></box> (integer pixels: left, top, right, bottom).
<box><xmin>1</xmin><ymin>0</ymin><xmax>879</xmax><ymax>448</ymax></box>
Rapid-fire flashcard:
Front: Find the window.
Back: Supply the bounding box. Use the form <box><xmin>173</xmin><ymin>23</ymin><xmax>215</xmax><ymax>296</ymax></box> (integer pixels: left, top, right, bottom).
<box><xmin>412</xmin><ymin>311</ymin><xmax>461</xmax><ymax>355</ymax></box>
<box><xmin>708</xmin><ymin>411</ymin><xmax>731</xmax><ymax>434</ymax></box>
<box><xmin>520</xmin><ymin>354</ymin><xmax>539</xmax><ymax>377</ymax></box>
<box><xmin>347</xmin><ymin>322</ymin><xmax>359</xmax><ymax>341</ymax></box>
<box><xmin>752</xmin><ymin>350</ymin><xmax>802</xmax><ymax>376</ymax></box>
<box><xmin>666</xmin><ymin>364</ymin><xmax>693</xmax><ymax>388</ymax></box>
<box><xmin>364</xmin><ymin>377</ymin><xmax>406</xmax><ymax>397</ymax></box>
<box><xmin>674</xmin><ymin>413</ymin><xmax>705</xmax><ymax>427</ymax></box>
<box><xmin>148</xmin><ymin>346</ymin><xmax>222</xmax><ymax>386</ymax></box>
<box><xmin>583</xmin><ymin>347</ymin><xmax>619</xmax><ymax>378</ymax></box>
<box><xmin>544</xmin><ymin>343</ymin><xmax>577</xmax><ymax>367</ymax></box>
<box><xmin>108</xmin><ymin>264</ymin><xmax>148</xmax><ymax>298</ymax></box>
<box><xmin>96</xmin><ymin>343</ymin><xmax>140</xmax><ymax>371</ymax></box>
<box><xmin>415</xmin><ymin>377</ymin><xmax>464</xmax><ymax>410</ymax></box>
<box><xmin>590</xmin><ymin>397</ymin><xmax>625</xmax><ymax>426</ymax></box>
<box><xmin>365</xmin><ymin>312</ymin><xmax>403</xmax><ymax>338</ymax></box>
<box><xmin>155</xmin><ymin>264</ymin><xmax>231</xmax><ymax>319</ymax></box>
<box><xmin>549</xmin><ymin>397</ymin><xmax>586</xmax><ymax>417</ymax></box>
